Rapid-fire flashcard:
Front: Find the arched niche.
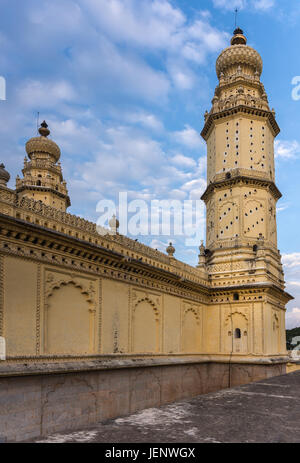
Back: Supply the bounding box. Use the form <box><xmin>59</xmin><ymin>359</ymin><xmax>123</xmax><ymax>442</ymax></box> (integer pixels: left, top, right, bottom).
<box><xmin>225</xmin><ymin>311</ymin><xmax>249</xmax><ymax>354</ymax></box>
<box><xmin>45</xmin><ymin>280</ymin><xmax>95</xmax><ymax>355</ymax></box>
<box><xmin>132</xmin><ymin>297</ymin><xmax>160</xmax><ymax>354</ymax></box>
<box><xmin>182</xmin><ymin>307</ymin><xmax>200</xmax><ymax>353</ymax></box>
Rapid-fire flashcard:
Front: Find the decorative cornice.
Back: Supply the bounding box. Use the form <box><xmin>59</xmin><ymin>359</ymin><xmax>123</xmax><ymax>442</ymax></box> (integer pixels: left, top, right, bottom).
<box><xmin>201</xmin><ymin>105</ymin><xmax>280</xmax><ymax>140</ymax></box>
<box><xmin>201</xmin><ymin>174</ymin><xmax>282</xmax><ymax>202</ymax></box>
<box><xmin>210</xmin><ymin>283</ymin><xmax>293</xmax><ymax>304</ymax></box>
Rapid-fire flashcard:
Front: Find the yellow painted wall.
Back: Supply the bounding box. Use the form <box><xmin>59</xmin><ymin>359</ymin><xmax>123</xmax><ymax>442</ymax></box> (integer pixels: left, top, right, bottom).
<box><xmin>46</xmin><ymin>283</ymin><xmax>92</xmax><ymax>355</ymax></box>
<box><xmin>4</xmin><ymin>256</ymin><xmax>37</xmax><ymax>356</ymax></box>
<box><xmin>203</xmin><ymin>305</ymin><xmax>220</xmax><ymax>353</ymax></box>
<box><xmin>182</xmin><ymin>309</ymin><xmax>201</xmax><ymax>353</ymax></box>
<box><xmin>163</xmin><ymin>295</ymin><xmax>181</xmax><ymax>354</ymax></box>
<box><xmin>0</xmin><ymin>252</ymin><xmax>287</xmax><ymax>360</ymax></box>
<box><xmin>101</xmin><ymin>279</ymin><xmax>130</xmax><ymax>354</ymax></box>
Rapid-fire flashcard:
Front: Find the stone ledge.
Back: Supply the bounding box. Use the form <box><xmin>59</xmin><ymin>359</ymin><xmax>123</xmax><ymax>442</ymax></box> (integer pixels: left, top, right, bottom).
<box><xmin>0</xmin><ymin>355</ymin><xmax>289</xmax><ymax>378</ymax></box>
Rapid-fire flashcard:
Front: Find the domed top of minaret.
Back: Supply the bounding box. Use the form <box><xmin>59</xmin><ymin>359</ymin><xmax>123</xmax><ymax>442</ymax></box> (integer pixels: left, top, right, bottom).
<box><xmin>231</xmin><ymin>28</ymin><xmax>247</xmax><ymax>45</ymax></box>
<box><xmin>216</xmin><ymin>29</ymin><xmax>263</xmax><ymax>79</ymax></box>
<box><xmin>0</xmin><ymin>163</ymin><xmax>10</xmax><ymax>186</ymax></box>
<box><xmin>25</xmin><ymin>121</ymin><xmax>61</xmax><ymax>162</ymax></box>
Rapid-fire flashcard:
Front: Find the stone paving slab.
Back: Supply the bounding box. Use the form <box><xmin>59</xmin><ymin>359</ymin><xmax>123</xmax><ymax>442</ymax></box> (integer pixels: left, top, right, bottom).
<box><xmin>31</xmin><ymin>371</ymin><xmax>300</xmax><ymax>443</ymax></box>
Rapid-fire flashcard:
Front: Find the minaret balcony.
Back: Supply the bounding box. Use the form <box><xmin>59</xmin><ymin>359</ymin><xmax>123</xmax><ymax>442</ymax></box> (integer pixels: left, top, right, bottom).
<box><xmin>213</xmin><ymin>168</ymin><xmax>271</xmax><ymax>183</ymax></box>
<box><xmin>16</xmin><ymin>177</ymin><xmax>67</xmax><ymax>195</ymax></box>
<box><xmin>22</xmin><ymin>159</ymin><xmax>62</xmax><ymax>176</ymax></box>
<box><xmin>212</xmin><ymin>97</ymin><xmax>269</xmax><ymax>115</ymax></box>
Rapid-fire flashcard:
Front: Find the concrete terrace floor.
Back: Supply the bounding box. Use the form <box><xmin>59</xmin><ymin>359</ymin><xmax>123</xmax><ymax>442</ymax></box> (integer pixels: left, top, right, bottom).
<box><xmin>33</xmin><ymin>371</ymin><xmax>300</xmax><ymax>444</ymax></box>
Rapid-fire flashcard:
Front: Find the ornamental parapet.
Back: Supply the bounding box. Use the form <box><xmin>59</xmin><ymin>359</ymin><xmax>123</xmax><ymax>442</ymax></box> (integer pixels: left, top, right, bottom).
<box><xmin>23</xmin><ymin>159</ymin><xmax>62</xmax><ymax>177</ymax></box>
<box><xmin>0</xmin><ymin>187</ymin><xmax>209</xmax><ymax>286</ymax></box>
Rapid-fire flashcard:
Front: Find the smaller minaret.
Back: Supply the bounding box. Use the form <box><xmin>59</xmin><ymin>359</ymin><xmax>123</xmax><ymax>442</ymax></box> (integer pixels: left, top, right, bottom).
<box><xmin>16</xmin><ymin>121</ymin><xmax>70</xmax><ymax>211</ymax></box>
<box><xmin>109</xmin><ymin>214</ymin><xmax>120</xmax><ymax>235</ymax></box>
<box><xmin>0</xmin><ymin>163</ymin><xmax>10</xmax><ymax>188</ymax></box>
<box><xmin>197</xmin><ymin>241</ymin><xmax>206</xmax><ymax>268</ymax></box>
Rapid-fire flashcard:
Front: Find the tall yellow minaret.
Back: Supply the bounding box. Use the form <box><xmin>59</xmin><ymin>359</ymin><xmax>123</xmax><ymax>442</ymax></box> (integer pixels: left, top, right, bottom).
<box><xmin>16</xmin><ymin>121</ymin><xmax>70</xmax><ymax>211</ymax></box>
<box><xmin>201</xmin><ymin>29</ymin><xmax>293</xmax><ymax>358</ymax></box>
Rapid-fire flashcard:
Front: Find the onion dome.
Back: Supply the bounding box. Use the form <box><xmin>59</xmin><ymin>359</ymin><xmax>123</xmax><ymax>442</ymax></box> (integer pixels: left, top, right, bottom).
<box><xmin>166</xmin><ymin>242</ymin><xmax>175</xmax><ymax>257</ymax></box>
<box><xmin>25</xmin><ymin>121</ymin><xmax>61</xmax><ymax>162</ymax></box>
<box><xmin>109</xmin><ymin>214</ymin><xmax>120</xmax><ymax>233</ymax></box>
<box><xmin>216</xmin><ymin>29</ymin><xmax>263</xmax><ymax>79</ymax></box>
<box><xmin>0</xmin><ymin>163</ymin><xmax>10</xmax><ymax>186</ymax></box>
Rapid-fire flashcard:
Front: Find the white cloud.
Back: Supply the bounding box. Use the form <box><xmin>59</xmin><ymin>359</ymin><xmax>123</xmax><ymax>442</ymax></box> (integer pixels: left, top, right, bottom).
<box><xmin>180</xmin><ymin>178</ymin><xmax>207</xmax><ymax>199</ymax></box>
<box><xmin>187</xmin><ymin>19</ymin><xmax>229</xmax><ymax>53</ymax></box>
<box><xmin>181</xmin><ymin>42</ymin><xmax>206</xmax><ymax>64</ymax></box>
<box><xmin>172</xmin><ymin>125</ymin><xmax>203</xmax><ymax>149</ymax></box>
<box><xmin>194</xmin><ymin>157</ymin><xmax>207</xmax><ymax>177</ymax></box>
<box><xmin>212</xmin><ymin>0</ymin><xmax>275</xmax><ymax>11</ymax></box>
<box><xmin>171</xmin><ymin>154</ymin><xmax>196</xmax><ymax>168</ymax></box>
<box><xmin>84</xmin><ymin>0</ymin><xmax>227</xmax><ymax>60</ymax></box>
<box><xmin>167</xmin><ymin>62</ymin><xmax>196</xmax><ymax>90</ymax></box>
<box><xmin>50</xmin><ymin>118</ymin><xmax>103</xmax><ymax>155</ymax></box>
<box><xmin>282</xmin><ymin>253</ymin><xmax>300</xmax><ymax>328</ymax></box>
<box><xmin>84</xmin><ymin>0</ymin><xmax>185</xmax><ymax>50</ymax></box>
<box><xmin>286</xmin><ymin>308</ymin><xmax>300</xmax><ymax>329</ymax></box>
<box><xmin>212</xmin><ymin>0</ymin><xmax>247</xmax><ymax>10</ymax></box>
<box><xmin>73</xmin><ymin>36</ymin><xmax>170</xmax><ymax>103</ymax></box>
<box><xmin>17</xmin><ymin>80</ymin><xmax>77</xmax><ymax>109</ymax></box>
<box><xmin>253</xmin><ymin>0</ymin><xmax>275</xmax><ymax>10</ymax></box>
<box><xmin>122</xmin><ymin>112</ymin><xmax>164</xmax><ymax>132</ymax></box>
<box><xmin>276</xmin><ymin>203</ymin><xmax>289</xmax><ymax>213</ymax></box>
<box><xmin>77</xmin><ymin>0</ymin><xmax>227</xmax><ymax>97</ymax></box>
<box><xmin>0</xmin><ymin>0</ymin><xmax>229</xmax><ymax>108</ymax></box>
<box><xmin>54</xmin><ymin>119</ymin><xmax>194</xmax><ymax>200</ymax></box>
<box><xmin>275</xmin><ymin>140</ymin><xmax>300</xmax><ymax>160</ymax></box>
<box><xmin>282</xmin><ymin>253</ymin><xmax>300</xmax><ymax>268</ymax></box>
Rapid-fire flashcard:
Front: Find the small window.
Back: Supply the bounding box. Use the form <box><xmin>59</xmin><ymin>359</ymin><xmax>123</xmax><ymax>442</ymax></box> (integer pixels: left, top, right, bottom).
<box><xmin>234</xmin><ymin>328</ymin><xmax>241</xmax><ymax>339</ymax></box>
<box><xmin>233</xmin><ymin>293</ymin><xmax>239</xmax><ymax>301</ymax></box>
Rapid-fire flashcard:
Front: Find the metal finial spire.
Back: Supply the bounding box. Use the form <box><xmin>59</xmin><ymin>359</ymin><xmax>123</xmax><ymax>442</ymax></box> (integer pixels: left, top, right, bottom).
<box><xmin>235</xmin><ymin>8</ymin><xmax>238</xmax><ymax>28</ymax></box>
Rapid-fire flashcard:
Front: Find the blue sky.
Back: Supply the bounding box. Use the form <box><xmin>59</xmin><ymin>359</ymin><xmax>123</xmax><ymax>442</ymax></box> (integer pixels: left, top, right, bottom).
<box><xmin>0</xmin><ymin>0</ymin><xmax>300</xmax><ymax>327</ymax></box>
